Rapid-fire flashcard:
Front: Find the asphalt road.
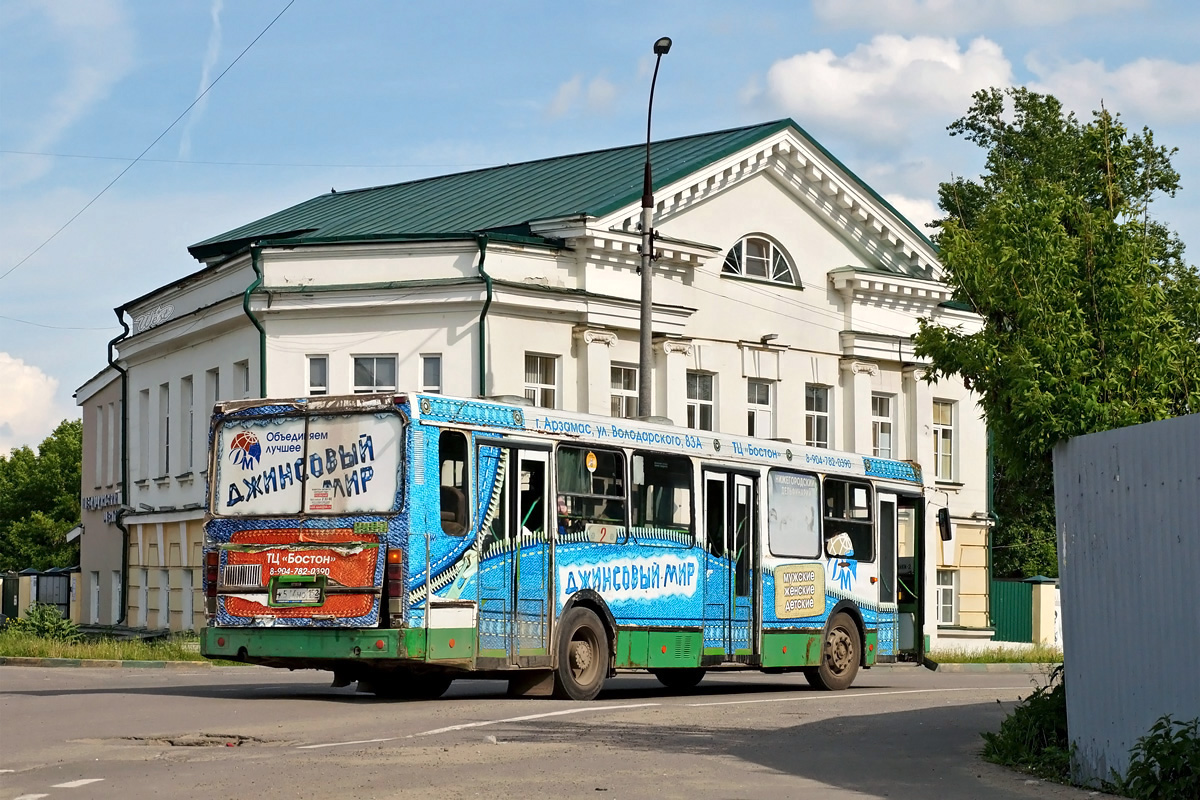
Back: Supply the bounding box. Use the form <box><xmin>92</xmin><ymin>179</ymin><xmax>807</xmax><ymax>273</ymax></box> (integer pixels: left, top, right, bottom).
<box><xmin>1</xmin><ymin>663</ymin><xmax>1105</xmax><ymax>800</ymax></box>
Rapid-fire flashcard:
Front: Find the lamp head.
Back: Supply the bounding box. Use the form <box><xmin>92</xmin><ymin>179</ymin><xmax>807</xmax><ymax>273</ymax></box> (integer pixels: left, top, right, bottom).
<box><xmin>654</xmin><ymin>37</ymin><xmax>672</xmax><ymax>56</ymax></box>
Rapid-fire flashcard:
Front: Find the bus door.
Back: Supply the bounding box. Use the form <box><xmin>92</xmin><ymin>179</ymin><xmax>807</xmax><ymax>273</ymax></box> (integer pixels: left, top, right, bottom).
<box><xmin>477</xmin><ymin>444</ymin><xmax>552</xmax><ymax>667</ymax></box>
<box><xmin>877</xmin><ymin>492</ymin><xmax>899</xmax><ymax>657</ymax></box>
<box><xmin>702</xmin><ymin>470</ymin><xmax>758</xmax><ymax>659</ymax></box>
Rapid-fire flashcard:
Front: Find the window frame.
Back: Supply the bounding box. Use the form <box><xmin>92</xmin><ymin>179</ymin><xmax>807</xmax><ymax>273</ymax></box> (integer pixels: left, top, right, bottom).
<box><xmin>766</xmin><ymin>469</ymin><xmax>822</xmax><ymax>559</ymax></box>
<box><xmin>307</xmin><ymin>355</ymin><xmax>329</xmax><ymax>396</ymax></box>
<box><xmin>747</xmin><ymin>378</ymin><xmax>774</xmax><ymax>438</ymax></box>
<box><xmin>933</xmin><ymin>400</ymin><xmax>955</xmax><ymax>480</ymax></box>
<box><xmin>686</xmin><ymin>371</ymin><xmax>715</xmax><ymax>431</ymax></box>
<box><xmin>524</xmin><ymin>353</ymin><xmax>558</xmax><ymax>409</ymax></box>
<box><xmin>631</xmin><ymin>450</ymin><xmax>695</xmax><ymax>546</ymax></box>
<box><xmin>821</xmin><ymin>477</ymin><xmax>874</xmax><ymax>562</ymax></box>
<box><xmin>352</xmin><ymin>354</ymin><xmax>398</xmax><ymax>394</ymax></box>
<box><xmin>554</xmin><ymin>444</ymin><xmax>628</xmax><ymax>544</ymax></box>
<box><xmin>936</xmin><ymin>568</ymin><xmax>958</xmax><ymax>625</ymax></box>
<box><xmin>871</xmin><ymin>393</ymin><xmax>894</xmax><ymax>459</ymax></box>
<box><xmin>721</xmin><ymin>235</ymin><xmax>797</xmax><ymax>286</ymax></box>
<box><xmin>805</xmin><ymin>385</ymin><xmax>830</xmax><ymax>449</ymax></box>
<box><xmin>438</xmin><ymin>429</ymin><xmax>471</xmax><ymax>536</ymax></box>
<box><xmin>610</xmin><ymin>364</ymin><xmax>639</xmax><ymax>419</ymax></box>
<box><xmin>420</xmin><ymin>353</ymin><xmax>443</xmax><ymax>395</ymax></box>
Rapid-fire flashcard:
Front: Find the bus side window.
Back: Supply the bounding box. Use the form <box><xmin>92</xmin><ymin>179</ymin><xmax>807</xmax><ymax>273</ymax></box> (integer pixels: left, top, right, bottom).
<box><xmin>822</xmin><ymin>478</ymin><xmax>873</xmax><ymax>560</ymax></box>
<box><xmin>632</xmin><ymin>451</ymin><xmax>694</xmax><ymax>545</ymax></box>
<box><xmin>439</xmin><ymin>430</ymin><xmax>470</xmax><ymax>536</ymax></box>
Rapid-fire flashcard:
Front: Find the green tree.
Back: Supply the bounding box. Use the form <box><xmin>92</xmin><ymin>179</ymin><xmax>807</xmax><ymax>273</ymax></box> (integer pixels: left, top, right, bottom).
<box><xmin>917</xmin><ymin>88</ymin><xmax>1200</xmax><ymax>577</ymax></box>
<box><xmin>0</xmin><ymin>419</ymin><xmax>82</xmax><ymax>571</ymax></box>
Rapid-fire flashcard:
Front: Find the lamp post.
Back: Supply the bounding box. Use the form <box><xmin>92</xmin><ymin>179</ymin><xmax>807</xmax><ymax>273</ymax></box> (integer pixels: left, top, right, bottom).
<box><xmin>638</xmin><ymin>36</ymin><xmax>672</xmax><ymax>418</ymax></box>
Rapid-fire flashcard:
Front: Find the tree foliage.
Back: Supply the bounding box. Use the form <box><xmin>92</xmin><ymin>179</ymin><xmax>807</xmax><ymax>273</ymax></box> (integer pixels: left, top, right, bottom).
<box><xmin>917</xmin><ymin>88</ymin><xmax>1200</xmax><ymax>577</ymax></box>
<box><xmin>0</xmin><ymin>419</ymin><xmax>82</xmax><ymax>572</ymax></box>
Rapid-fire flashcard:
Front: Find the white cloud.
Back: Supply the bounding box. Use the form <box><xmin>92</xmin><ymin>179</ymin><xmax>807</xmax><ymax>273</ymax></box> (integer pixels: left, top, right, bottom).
<box><xmin>178</xmin><ymin>0</ymin><xmax>225</xmax><ymax>159</ymax></box>
<box><xmin>1</xmin><ymin>0</ymin><xmax>135</xmax><ymax>189</ymax></box>
<box><xmin>884</xmin><ymin>194</ymin><xmax>941</xmax><ymax>231</ymax></box>
<box><xmin>755</xmin><ymin>35</ymin><xmax>1012</xmax><ymax>143</ymax></box>
<box><xmin>547</xmin><ymin>75</ymin><xmax>618</xmax><ymax>118</ymax></box>
<box><xmin>0</xmin><ymin>353</ymin><xmax>75</xmax><ymax>456</ymax></box>
<box><xmin>1029</xmin><ymin>56</ymin><xmax>1200</xmax><ymax>124</ymax></box>
<box><xmin>547</xmin><ymin>75</ymin><xmax>582</xmax><ymax>118</ymax></box>
<box><xmin>813</xmin><ymin>0</ymin><xmax>1144</xmax><ymax>34</ymax></box>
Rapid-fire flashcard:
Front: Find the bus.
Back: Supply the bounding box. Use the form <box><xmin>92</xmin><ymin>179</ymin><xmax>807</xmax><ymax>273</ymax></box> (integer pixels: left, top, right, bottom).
<box><xmin>201</xmin><ymin>392</ymin><xmax>928</xmax><ymax>700</ymax></box>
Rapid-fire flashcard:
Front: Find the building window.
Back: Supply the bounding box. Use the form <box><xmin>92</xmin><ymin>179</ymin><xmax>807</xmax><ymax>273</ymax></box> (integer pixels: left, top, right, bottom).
<box><xmin>610</xmin><ymin>365</ymin><xmax>638</xmax><ymax>419</ymax></box>
<box><xmin>106</xmin><ymin>402</ymin><xmax>117</xmax><ymax>487</ymax></box>
<box><xmin>94</xmin><ymin>406</ymin><xmax>104</xmax><ymax>489</ymax></box>
<box><xmin>308</xmin><ymin>356</ymin><xmax>328</xmax><ymax>396</ymax></box>
<box><xmin>872</xmin><ymin>394</ymin><xmax>893</xmax><ymax>459</ymax></box>
<box><xmin>524</xmin><ymin>353</ymin><xmax>557</xmax><ymax>409</ymax></box>
<box><xmin>805</xmin><ymin>386</ymin><xmax>830</xmax><ymax>448</ymax></box>
<box><xmin>421</xmin><ymin>354</ymin><xmax>443</xmax><ymax>394</ymax></box>
<box><xmin>137</xmin><ymin>389</ymin><xmax>150</xmax><ymax>480</ymax></box>
<box><xmin>933</xmin><ymin>400</ymin><xmax>955</xmax><ymax>480</ymax></box>
<box><xmin>181</xmin><ymin>376</ymin><xmax>194</xmax><ymax>472</ymax></box>
<box><xmin>722</xmin><ymin>235</ymin><xmax>796</xmax><ymax>285</ymax></box>
<box><xmin>353</xmin><ymin>355</ymin><xmax>397</xmax><ymax>393</ymax></box>
<box><xmin>747</xmin><ymin>379</ymin><xmax>773</xmax><ymax>438</ymax></box>
<box><xmin>937</xmin><ymin>569</ymin><xmax>958</xmax><ymax>625</ymax></box>
<box><xmin>234</xmin><ymin>360</ymin><xmax>250</xmax><ymax>399</ymax></box>
<box><xmin>687</xmin><ymin>372</ymin><xmax>714</xmax><ymax>431</ymax></box>
<box><xmin>158</xmin><ymin>383</ymin><xmax>170</xmax><ymax>477</ymax></box>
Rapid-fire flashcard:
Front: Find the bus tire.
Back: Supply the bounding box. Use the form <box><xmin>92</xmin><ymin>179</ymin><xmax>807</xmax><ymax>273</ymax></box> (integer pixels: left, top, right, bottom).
<box><xmin>652</xmin><ymin>668</ymin><xmax>706</xmax><ymax>691</ymax></box>
<box><xmin>806</xmin><ymin>612</ymin><xmax>860</xmax><ymax>691</ymax></box>
<box><xmin>553</xmin><ymin>607</ymin><xmax>609</xmax><ymax>701</ymax></box>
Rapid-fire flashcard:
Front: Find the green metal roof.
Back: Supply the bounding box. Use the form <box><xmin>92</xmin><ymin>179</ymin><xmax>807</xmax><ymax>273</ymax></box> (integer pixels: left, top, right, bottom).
<box><xmin>189</xmin><ymin>118</ymin><xmax>932</xmax><ymax>262</ymax></box>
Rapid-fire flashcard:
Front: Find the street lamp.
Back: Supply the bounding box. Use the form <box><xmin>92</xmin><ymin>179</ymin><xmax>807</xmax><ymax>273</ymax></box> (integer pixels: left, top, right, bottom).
<box><xmin>638</xmin><ymin>36</ymin><xmax>672</xmax><ymax>418</ymax></box>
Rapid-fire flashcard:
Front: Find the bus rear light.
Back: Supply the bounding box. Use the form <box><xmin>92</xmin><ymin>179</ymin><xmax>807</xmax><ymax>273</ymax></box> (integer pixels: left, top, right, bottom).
<box><xmin>204</xmin><ymin>550</ymin><xmax>219</xmax><ymax>598</ymax></box>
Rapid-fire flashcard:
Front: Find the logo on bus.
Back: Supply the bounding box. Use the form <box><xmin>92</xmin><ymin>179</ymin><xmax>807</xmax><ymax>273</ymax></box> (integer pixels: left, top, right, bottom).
<box><xmin>228</xmin><ymin>431</ymin><xmax>262</xmax><ymax>471</ymax></box>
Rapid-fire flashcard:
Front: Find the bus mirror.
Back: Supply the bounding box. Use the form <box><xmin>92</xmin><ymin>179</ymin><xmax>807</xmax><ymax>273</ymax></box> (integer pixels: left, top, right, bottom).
<box><xmin>937</xmin><ymin>507</ymin><xmax>953</xmax><ymax>541</ymax></box>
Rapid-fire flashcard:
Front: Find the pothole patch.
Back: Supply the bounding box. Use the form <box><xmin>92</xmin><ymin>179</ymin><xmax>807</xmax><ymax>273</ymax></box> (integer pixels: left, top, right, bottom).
<box><xmin>117</xmin><ymin>733</ymin><xmax>273</xmax><ymax>747</ymax></box>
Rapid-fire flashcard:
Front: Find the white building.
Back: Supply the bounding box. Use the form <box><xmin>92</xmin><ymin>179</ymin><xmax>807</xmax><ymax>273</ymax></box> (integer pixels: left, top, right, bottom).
<box><xmin>77</xmin><ymin>119</ymin><xmax>993</xmax><ymax>648</ymax></box>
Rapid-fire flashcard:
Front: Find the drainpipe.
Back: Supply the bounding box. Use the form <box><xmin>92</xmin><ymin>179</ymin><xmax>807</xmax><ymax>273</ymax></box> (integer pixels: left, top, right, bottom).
<box><xmin>475</xmin><ymin>234</ymin><xmax>492</xmax><ymax>397</ymax></box>
<box><xmin>107</xmin><ymin>309</ymin><xmax>131</xmax><ymax>625</ymax></box>
<box><xmin>243</xmin><ymin>245</ymin><xmax>267</xmax><ymax>397</ymax></box>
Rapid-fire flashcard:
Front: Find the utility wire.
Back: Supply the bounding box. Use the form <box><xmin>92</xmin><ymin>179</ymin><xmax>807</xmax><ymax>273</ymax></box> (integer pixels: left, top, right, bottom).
<box><xmin>0</xmin><ymin>0</ymin><xmax>296</xmax><ymax>284</ymax></box>
<box><xmin>0</xmin><ymin>314</ymin><xmax>119</xmax><ymax>331</ymax></box>
<box><xmin>0</xmin><ymin>149</ymin><xmax>490</xmax><ymax>170</ymax></box>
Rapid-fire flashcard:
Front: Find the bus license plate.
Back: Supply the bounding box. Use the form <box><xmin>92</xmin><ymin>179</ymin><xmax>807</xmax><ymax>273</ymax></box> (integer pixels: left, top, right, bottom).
<box><xmin>274</xmin><ymin>586</ymin><xmax>322</xmax><ymax>605</ymax></box>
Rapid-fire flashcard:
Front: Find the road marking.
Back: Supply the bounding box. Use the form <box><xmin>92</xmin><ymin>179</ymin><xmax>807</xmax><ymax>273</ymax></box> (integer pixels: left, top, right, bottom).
<box><xmin>686</xmin><ymin>686</ymin><xmax>1017</xmax><ymax>707</ymax></box>
<box><xmin>298</xmin><ymin>737</ymin><xmax>398</xmax><ymax>750</ymax></box>
<box><xmin>0</xmin><ymin>769</ymin><xmax>16</xmax><ymax>772</ymax></box>
<box><xmin>52</xmin><ymin>779</ymin><xmax>105</xmax><ymax>788</ymax></box>
<box><xmin>408</xmin><ymin>702</ymin><xmax>661</xmax><ymax>738</ymax></box>
<box><xmin>14</xmin><ymin>794</ymin><xmax>49</xmax><ymax>800</ymax></box>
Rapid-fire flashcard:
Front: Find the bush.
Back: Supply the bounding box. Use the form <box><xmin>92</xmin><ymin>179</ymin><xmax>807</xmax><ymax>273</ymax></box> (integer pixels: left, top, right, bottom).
<box><xmin>6</xmin><ymin>602</ymin><xmax>81</xmax><ymax>642</ymax></box>
<box><xmin>1109</xmin><ymin>715</ymin><xmax>1200</xmax><ymax>800</ymax></box>
<box><xmin>981</xmin><ymin>664</ymin><xmax>1072</xmax><ymax>782</ymax></box>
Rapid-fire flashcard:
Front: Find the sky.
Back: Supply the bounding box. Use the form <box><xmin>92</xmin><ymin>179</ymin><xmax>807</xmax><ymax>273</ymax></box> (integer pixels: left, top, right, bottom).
<box><xmin>1</xmin><ymin>0</ymin><xmax>1197</xmax><ymax>455</ymax></box>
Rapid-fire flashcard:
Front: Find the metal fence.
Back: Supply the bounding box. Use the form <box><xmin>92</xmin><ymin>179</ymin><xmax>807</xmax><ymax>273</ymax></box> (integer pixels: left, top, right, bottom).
<box><xmin>989</xmin><ymin>579</ymin><xmax>1033</xmax><ymax>643</ymax></box>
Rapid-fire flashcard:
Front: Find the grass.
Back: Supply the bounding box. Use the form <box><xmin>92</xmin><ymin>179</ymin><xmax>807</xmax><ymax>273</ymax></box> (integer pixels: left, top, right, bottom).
<box><xmin>928</xmin><ymin>644</ymin><xmax>1064</xmax><ymax>663</ymax></box>
<box><xmin>0</xmin><ymin>630</ymin><xmax>242</xmax><ymax>665</ymax></box>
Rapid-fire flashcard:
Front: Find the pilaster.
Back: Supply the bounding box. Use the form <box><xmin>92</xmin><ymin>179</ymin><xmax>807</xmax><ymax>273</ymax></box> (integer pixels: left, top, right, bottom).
<box><xmin>655</xmin><ymin>338</ymin><xmax>693</xmax><ymax>425</ymax></box>
<box><xmin>573</xmin><ymin>327</ymin><xmax>617</xmax><ymax>415</ymax></box>
<box><xmin>840</xmin><ymin>359</ymin><xmax>878</xmax><ymax>454</ymax></box>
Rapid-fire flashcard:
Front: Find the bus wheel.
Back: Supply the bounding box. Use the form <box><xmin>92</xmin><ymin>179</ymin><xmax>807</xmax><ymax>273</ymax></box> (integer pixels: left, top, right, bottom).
<box><xmin>553</xmin><ymin>607</ymin><xmax>609</xmax><ymax>701</ymax></box>
<box><xmin>806</xmin><ymin>612</ymin><xmax>860</xmax><ymax>691</ymax></box>
<box><xmin>652</xmin><ymin>668</ymin><xmax>706</xmax><ymax>691</ymax></box>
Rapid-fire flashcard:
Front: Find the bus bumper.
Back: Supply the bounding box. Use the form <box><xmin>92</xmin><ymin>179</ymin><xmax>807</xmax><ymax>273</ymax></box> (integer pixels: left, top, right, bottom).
<box><xmin>202</xmin><ymin>626</ymin><xmax>423</xmax><ymax>664</ymax></box>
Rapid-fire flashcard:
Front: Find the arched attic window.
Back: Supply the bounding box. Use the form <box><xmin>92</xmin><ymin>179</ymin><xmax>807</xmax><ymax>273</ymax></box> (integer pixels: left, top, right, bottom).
<box><xmin>721</xmin><ymin>235</ymin><xmax>797</xmax><ymax>286</ymax></box>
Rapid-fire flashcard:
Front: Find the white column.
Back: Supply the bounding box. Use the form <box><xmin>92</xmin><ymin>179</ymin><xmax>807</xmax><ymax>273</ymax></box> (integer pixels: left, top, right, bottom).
<box><xmin>655</xmin><ymin>338</ymin><xmax>693</xmax><ymax>424</ymax></box>
<box><xmin>574</xmin><ymin>327</ymin><xmax>617</xmax><ymax>416</ymax></box>
<box><xmin>903</xmin><ymin>365</ymin><xmax>934</xmax><ymax>474</ymax></box>
<box><xmin>840</xmin><ymin>359</ymin><xmax>878</xmax><ymax>455</ymax></box>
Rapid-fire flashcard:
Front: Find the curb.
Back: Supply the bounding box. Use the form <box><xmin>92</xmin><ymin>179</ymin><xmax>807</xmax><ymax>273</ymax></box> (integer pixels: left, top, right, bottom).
<box><xmin>924</xmin><ymin>661</ymin><xmax>1060</xmax><ymax>673</ymax></box>
<box><xmin>0</xmin><ymin>656</ymin><xmax>217</xmax><ymax>669</ymax></box>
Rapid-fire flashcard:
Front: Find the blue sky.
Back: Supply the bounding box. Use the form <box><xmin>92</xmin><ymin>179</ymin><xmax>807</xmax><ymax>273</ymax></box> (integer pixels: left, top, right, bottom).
<box><xmin>1</xmin><ymin>0</ymin><xmax>1197</xmax><ymax>453</ymax></box>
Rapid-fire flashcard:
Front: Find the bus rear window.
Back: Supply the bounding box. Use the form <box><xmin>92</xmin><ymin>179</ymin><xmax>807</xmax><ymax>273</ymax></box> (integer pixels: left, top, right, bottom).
<box><xmin>213</xmin><ymin>412</ymin><xmax>403</xmax><ymax>517</ymax></box>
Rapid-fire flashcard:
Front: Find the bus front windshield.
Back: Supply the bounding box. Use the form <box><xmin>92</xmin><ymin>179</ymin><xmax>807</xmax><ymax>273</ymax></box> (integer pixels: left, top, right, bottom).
<box><xmin>212</xmin><ymin>412</ymin><xmax>403</xmax><ymax>517</ymax></box>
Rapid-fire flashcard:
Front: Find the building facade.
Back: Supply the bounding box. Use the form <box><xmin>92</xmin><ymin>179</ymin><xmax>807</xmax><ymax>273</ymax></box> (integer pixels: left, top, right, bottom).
<box><xmin>78</xmin><ymin>119</ymin><xmax>993</xmax><ymax>646</ymax></box>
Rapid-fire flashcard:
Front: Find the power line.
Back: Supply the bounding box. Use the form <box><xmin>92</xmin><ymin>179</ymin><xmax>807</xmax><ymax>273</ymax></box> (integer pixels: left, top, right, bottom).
<box><xmin>0</xmin><ymin>0</ymin><xmax>296</xmax><ymax>285</ymax></box>
<box><xmin>0</xmin><ymin>314</ymin><xmax>119</xmax><ymax>331</ymax></box>
<box><xmin>0</xmin><ymin>149</ymin><xmax>490</xmax><ymax>170</ymax></box>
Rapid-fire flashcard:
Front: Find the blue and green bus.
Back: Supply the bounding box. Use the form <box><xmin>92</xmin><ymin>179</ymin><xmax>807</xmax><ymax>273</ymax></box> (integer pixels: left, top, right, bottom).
<box><xmin>201</xmin><ymin>392</ymin><xmax>927</xmax><ymax>699</ymax></box>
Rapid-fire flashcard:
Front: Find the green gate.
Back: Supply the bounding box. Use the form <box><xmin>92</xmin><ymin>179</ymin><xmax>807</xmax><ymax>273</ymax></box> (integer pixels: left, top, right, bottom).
<box><xmin>990</xmin><ymin>579</ymin><xmax>1033</xmax><ymax>643</ymax></box>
